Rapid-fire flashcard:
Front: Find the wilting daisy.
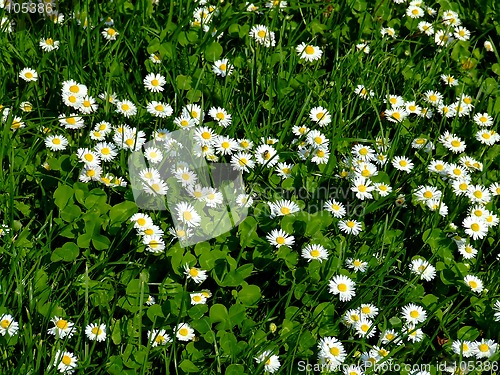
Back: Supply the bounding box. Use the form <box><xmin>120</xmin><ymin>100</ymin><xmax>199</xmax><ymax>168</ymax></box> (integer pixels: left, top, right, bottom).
<box><xmin>0</xmin><ymin>314</ymin><xmax>19</xmax><ymax>336</ymax></box>
<box><xmin>266</xmin><ymin>229</ymin><xmax>295</xmax><ymax>248</ymax></box>
<box><xmin>464</xmin><ymin>274</ymin><xmax>484</xmax><ymax>293</ymax></box>
<box><xmin>175</xmin><ymin>322</ymin><xmax>196</xmax><ymax>341</ymax></box>
<box><xmin>338</xmin><ymin>219</ymin><xmax>362</xmax><ymax>235</ymax></box>
<box><xmin>301</xmin><ymin>244</ymin><xmax>329</xmax><ymax>263</ymax></box>
<box><xmin>296</xmin><ymin>43</ymin><xmax>322</xmax><ymax>61</ymax></box>
<box><xmin>19</xmin><ymin>68</ymin><xmax>38</xmax><ymax>82</ymax></box>
<box><xmin>149</xmin><ymin>329</ymin><xmax>172</xmax><ymax>347</ymax></box>
<box><xmin>328</xmin><ymin>275</ymin><xmax>356</xmax><ymax>302</ymax></box>
<box><xmin>85</xmin><ymin>323</ymin><xmax>106</xmax><ymax>342</ymax></box>
<box><xmin>255</xmin><ymin>350</ymin><xmax>281</xmax><ymax>373</ymax></box>
<box><xmin>54</xmin><ymin>350</ymin><xmax>78</xmax><ymax>374</ymax></box>
<box><xmin>47</xmin><ymin>317</ymin><xmax>75</xmax><ymax>339</ymax></box>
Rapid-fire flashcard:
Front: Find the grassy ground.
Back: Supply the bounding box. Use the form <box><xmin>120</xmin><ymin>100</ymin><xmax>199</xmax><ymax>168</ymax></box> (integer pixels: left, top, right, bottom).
<box><xmin>1</xmin><ymin>0</ymin><xmax>500</xmax><ymax>374</ymax></box>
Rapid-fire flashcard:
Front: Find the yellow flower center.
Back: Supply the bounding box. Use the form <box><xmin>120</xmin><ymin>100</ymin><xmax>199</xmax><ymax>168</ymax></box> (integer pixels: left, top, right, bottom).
<box><xmin>451</xmin><ymin>140</ymin><xmax>461</xmax><ymax>147</ymax></box>
<box><xmin>280</xmin><ymin>207</ymin><xmax>291</xmax><ymax>215</ymax></box>
<box><xmin>337</xmin><ymin>283</ymin><xmax>347</xmax><ymax>292</ymax></box>
<box><xmin>189</xmin><ymin>268</ymin><xmax>199</xmax><ymax>277</ymax></box>
<box><xmin>216</xmin><ymin>112</ymin><xmax>225</xmax><ymax>120</ymax></box>
<box><xmin>479</xmin><ymin>344</ymin><xmax>489</xmax><ymax>352</ymax></box>
<box><xmin>56</xmin><ymin>320</ymin><xmax>68</xmax><ymax>329</ymax></box>
<box><xmin>121</xmin><ymin>104</ymin><xmax>130</xmax><ymax>111</ymax></box>
<box><xmin>470</xmin><ymin>223</ymin><xmax>480</xmax><ymax>232</ymax></box>
<box><xmin>151</xmin><ymin>79</ymin><xmax>159</xmax><ymax>86</ymax></box>
<box><xmin>137</xmin><ymin>218</ymin><xmax>146</xmax><ymax>226</ymax></box>
<box><xmin>183</xmin><ymin>211</ymin><xmax>193</xmax><ymax>221</ymax></box>
<box><xmin>155</xmin><ymin>104</ymin><xmax>164</xmax><ymax>111</ymax></box>
<box><xmin>219</xmin><ymin>63</ymin><xmax>226</xmax><ymax>71</ymax></box>
<box><xmin>305</xmin><ymin>45</ymin><xmax>315</xmax><ymax>55</ymax></box>
<box><xmin>257</xmin><ymin>30</ymin><xmax>266</xmax><ymax>38</ymax></box>
<box><xmin>179</xmin><ymin>328</ymin><xmax>189</xmax><ymax>336</ymax></box>
<box><xmin>469</xmin><ymin>280</ymin><xmax>478</xmax><ymax>288</ymax></box>
<box><xmin>330</xmin><ymin>347</ymin><xmax>340</xmax><ymax>356</ymax></box>
<box><xmin>91</xmin><ymin>327</ymin><xmax>102</xmax><ymax>335</ymax></box>
<box><xmin>52</xmin><ymin>138</ymin><xmax>61</xmax><ymax>145</ymax></box>
<box><xmin>62</xmin><ymin>355</ymin><xmax>72</xmax><ymax>366</ymax></box>
<box><xmin>410</xmin><ymin>311</ymin><xmax>419</xmax><ymax>318</ymax></box>
<box><xmin>66</xmin><ymin>117</ymin><xmax>76</xmax><ymax>125</ymax></box>
<box><xmin>1</xmin><ymin>320</ymin><xmax>10</xmax><ymax>329</ymax></box>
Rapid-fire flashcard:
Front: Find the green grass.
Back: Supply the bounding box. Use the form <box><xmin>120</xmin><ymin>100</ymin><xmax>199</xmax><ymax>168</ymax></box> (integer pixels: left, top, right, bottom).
<box><xmin>1</xmin><ymin>0</ymin><xmax>500</xmax><ymax>374</ymax></box>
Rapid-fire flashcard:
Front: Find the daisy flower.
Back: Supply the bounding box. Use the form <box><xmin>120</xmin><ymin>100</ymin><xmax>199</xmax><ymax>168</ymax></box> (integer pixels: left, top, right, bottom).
<box><xmin>329</xmin><ymin>275</ymin><xmax>356</xmax><ymax>302</ymax></box>
<box><xmin>381</xmin><ymin>27</ymin><xmax>397</xmax><ymax>38</ymax></box>
<box><xmin>473</xmin><ymin>339</ymin><xmax>497</xmax><ymax>359</ymax></box>
<box><xmin>79</xmin><ymin>166</ymin><xmax>102</xmax><ymax>183</ymax></box>
<box><xmin>115</xmin><ymin>100</ymin><xmax>137</xmax><ymax>117</ymax></box>
<box><xmin>464</xmin><ymin>274</ymin><xmax>484</xmax><ymax>293</ymax></box>
<box><xmin>79</xmin><ymin>96</ymin><xmax>98</xmax><ymax>114</ymax></box>
<box><xmin>59</xmin><ymin>113</ymin><xmax>85</xmax><ymax>130</ymax></box>
<box><xmin>54</xmin><ymin>350</ymin><xmax>78</xmax><ymax>374</ymax></box>
<box><xmin>296</xmin><ymin>42</ymin><xmax>323</xmax><ymax>61</ymax></box>
<box><xmin>19</xmin><ymin>68</ymin><xmax>38</xmax><ymax>82</ymax></box>
<box><xmin>231</xmin><ymin>152</ymin><xmax>255</xmax><ymax>172</ymax></box>
<box><xmin>255</xmin><ymin>144</ymin><xmax>278</xmax><ymax>167</ymax></box>
<box><xmin>175</xmin><ymin>322</ymin><xmax>196</xmax><ymax>341</ymax></box>
<box><xmin>401</xmin><ymin>303</ymin><xmax>427</xmax><ymax>324</ymax></box>
<box><xmin>473</xmin><ymin>112</ymin><xmax>494</xmax><ymax>127</ymax></box>
<box><xmin>406</xmin><ymin>5</ymin><xmax>424</xmax><ymax>18</ymax></box>
<box><xmin>209</xmin><ymin>106</ymin><xmax>232</xmax><ymax>127</ymax></box>
<box><xmin>149</xmin><ymin>53</ymin><xmax>162</xmax><ymax>63</ymax></box>
<box><xmin>102</xmin><ymin>27</ymin><xmax>119</xmax><ymax>40</ymax></box>
<box><xmin>451</xmin><ymin>340</ymin><xmax>475</xmax><ymax>358</ymax></box>
<box><xmin>324</xmin><ymin>199</ymin><xmax>346</xmax><ymax>218</ymax></box>
<box><xmin>494</xmin><ymin>301</ymin><xmax>500</xmax><ymax>321</ymax></box>
<box><xmin>190</xmin><ymin>293</ymin><xmax>207</xmax><ymax>305</ymax></box>
<box><xmin>354</xmin><ymin>84</ymin><xmax>374</xmax><ymax>99</ymax></box>
<box><xmin>266</xmin><ymin>229</ymin><xmax>295</xmax><ymax>248</ymax></box>
<box><xmin>434</xmin><ymin>30</ymin><xmax>454</xmax><ymax>46</ymax></box>
<box><xmin>423</xmin><ymin>90</ymin><xmax>443</xmax><ymax>106</ymax></box>
<box><xmin>301</xmin><ymin>244</ymin><xmax>329</xmax><ymax>263</ymax></box>
<box><xmin>458</xmin><ymin>243</ymin><xmax>478</xmax><ymax>259</ymax></box>
<box><xmin>484</xmin><ymin>41</ymin><xmax>494</xmax><ymax>52</ymax></box>
<box><xmin>182</xmin><ymin>104</ymin><xmax>204</xmax><ymax>124</ymax></box>
<box><xmin>351</xmin><ymin>176</ymin><xmax>375</xmax><ymax>200</ymax></box>
<box><xmin>338</xmin><ymin>219</ymin><xmax>363</xmax><ymax>235</ymax></box>
<box><xmin>385</xmin><ymin>94</ymin><xmax>404</xmax><ymax>108</ymax></box>
<box><xmin>418</xmin><ymin>21</ymin><xmax>434</xmax><ymax>35</ymax></box>
<box><xmin>268</xmin><ymin>199</ymin><xmax>300</xmax><ymax>218</ymax></box>
<box><xmin>462</xmin><ymin>216</ymin><xmax>488</xmax><ymax>240</ymax></box>
<box><xmin>212</xmin><ymin>58</ymin><xmax>233</xmax><ymax>77</ymax></box>
<box><xmin>143</xmin><ymin>235</ymin><xmax>165</xmax><ymax>253</ymax></box>
<box><xmin>175</xmin><ymin>202</ymin><xmax>201</xmax><ymax>228</ymax></box>
<box><xmin>47</xmin><ymin>317</ymin><xmax>75</xmax><ymax>339</ymax></box>
<box><xmin>0</xmin><ymin>314</ymin><xmax>19</xmax><ymax>336</ymax></box>
<box><xmin>77</xmin><ymin>148</ymin><xmax>101</xmax><ymax>167</ymax></box>
<box><xmin>146</xmin><ymin>101</ymin><xmax>173</xmax><ymax>118</ymax></box>
<box><xmin>392</xmin><ymin>156</ymin><xmax>414</xmax><ymax>172</ymax></box>
<box><xmin>476</xmin><ymin>129</ymin><xmax>500</xmax><ymax>145</ymax></box>
<box><xmin>40</xmin><ymin>37</ymin><xmax>59</xmax><ymax>51</ymax></box>
<box><xmin>174</xmin><ymin>115</ymin><xmax>196</xmax><ymax>129</ymax></box>
<box><xmin>441</xmin><ymin>74</ymin><xmax>459</xmax><ymax>87</ymax></box>
<box><xmin>255</xmin><ymin>350</ymin><xmax>281</xmax><ymax>373</ymax></box>
<box><xmin>345</xmin><ymin>258</ymin><xmax>368</xmax><ymax>272</ymax></box>
<box><xmin>149</xmin><ymin>329</ymin><xmax>172</xmax><ymax>347</ymax></box>
<box><xmin>311</xmin><ymin>148</ymin><xmax>330</xmax><ymax>164</ymax></box>
<box><xmin>94</xmin><ymin>142</ymin><xmax>118</xmax><ymax>162</ymax></box>
<box><xmin>454</xmin><ymin>26</ymin><xmax>471</xmax><ymax>41</ymax></box>
<box><xmin>143</xmin><ymin>73</ymin><xmax>166</xmax><ymax>92</ymax></box>
<box><xmin>85</xmin><ymin>323</ymin><xmax>106</xmax><ymax>342</ymax></box>
<box><xmin>249</xmin><ymin>24</ymin><xmax>276</xmax><ymax>47</ymax></box>
<box><xmin>183</xmin><ymin>264</ymin><xmax>208</xmax><ymax>284</ymax></box>
<box><xmin>309</xmin><ymin>106</ymin><xmax>331</xmax><ymax>126</ymax></box>
<box><xmin>146</xmin><ymin>295</ymin><xmax>156</xmax><ymax>306</ymax></box>
<box><xmin>360</xmin><ymin>304</ymin><xmax>379</xmax><ymax>318</ymax></box>
<box><xmin>467</xmin><ymin>184</ymin><xmax>491</xmax><ymax>204</ymax></box>
<box><xmin>410</xmin><ymin>258</ymin><xmax>436</xmax><ymax>281</ymax></box>
<box><xmin>45</xmin><ymin>135</ymin><xmax>69</xmax><ymax>151</ymax></box>
<box><xmin>317</xmin><ymin>336</ymin><xmax>346</xmax><ymax>366</ymax></box>
<box><xmin>385</xmin><ymin>107</ymin><xmax>408</xmax><ymax>123</ymax></box>
<box><xmin>203</xmin><ymin>187</ymin><xmax>224</xmax><ymax>208</ymax></box>
<box><xmin>275</xmin><ymin>162</ymin><xmax>293</xmax><ymax>179</ymax></box>
<box><xmin>355</xmin><ymin>318</ymin><xmax>377</xmax><ymax>338</ymax></box>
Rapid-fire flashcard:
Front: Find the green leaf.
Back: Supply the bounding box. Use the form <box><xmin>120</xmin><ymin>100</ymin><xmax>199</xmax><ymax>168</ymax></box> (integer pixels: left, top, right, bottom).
<box><xmin>61</xmin><ymin>204</ymin><xmax>82</xmax><ymax>222</ymax></box>
<box><xmin>92</xmin><ymin>234</ymin><xmax>110</xmax><ymax>250</ymax></box>
<box><xmin>176</xmin><ymin>75</ymin><xmax>192</xmax><ymax>90</ymax></box>
<box><xmin>110</xmin><ymin>201</ymin><xmax>137</xmax><ymax>226</ymax></box>
<box><xmin>209</xmin><ymin>304</ymin><xmax>229</xmax><ymax>330</ymax></box>
<box><xmin>179</xmin><ymin>359</ymin><xmax>199</xmax><ymax>372</ymax></box>
<box><xmin>226</xmin><ymin>364</ymin><xmax>246</xmax><ymax>375</ymax></box>
<box><xmin>54</xmin><ymin>184</ymin><xmax>73</xmax><ymax>210</ymax></box>
<box><xmin>238</xmin><ymin>284</ymin><xmax>261</xmax><ymax>306</ymax></box>
<box><xmin>50</xmin><ymin>242</ymin><xmax>79</xmax><ymax>262</ymax></box>
<box><xmin>147</xmin><ymin>304</ymin><xmax>164</xmax><ymax>321</ymax></box>
<box><xmin>204</xmin><ymin>42</ymin><xmax>222</xmax><ymax>62</ymax></box>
